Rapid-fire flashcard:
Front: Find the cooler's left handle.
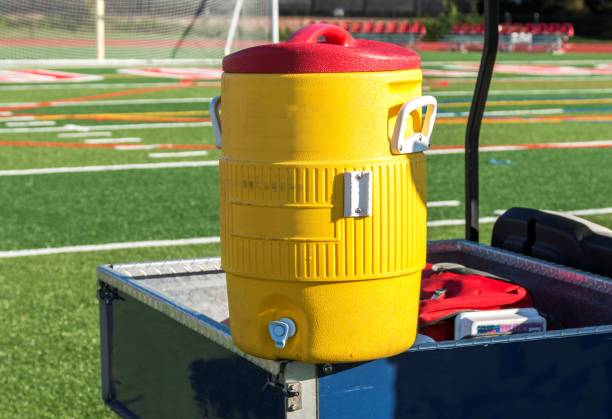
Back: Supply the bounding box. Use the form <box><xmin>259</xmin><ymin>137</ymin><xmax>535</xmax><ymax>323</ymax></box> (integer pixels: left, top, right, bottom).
<box><xmin>210</xmin><ymin>96</ymin><xmax>222</xmax><ymax>149</ymax></box>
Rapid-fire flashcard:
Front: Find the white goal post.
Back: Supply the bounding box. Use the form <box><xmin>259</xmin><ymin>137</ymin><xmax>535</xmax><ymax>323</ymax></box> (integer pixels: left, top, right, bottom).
<box><xmin>0</xmin><ymin>0</ymin><xmax>279</xmax><ymax>68</ymax></box>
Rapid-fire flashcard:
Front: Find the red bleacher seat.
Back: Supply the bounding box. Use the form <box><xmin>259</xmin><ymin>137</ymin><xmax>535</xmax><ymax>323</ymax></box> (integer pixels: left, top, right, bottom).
<box><xmin>398</xmin><ymin>21</ymin><xmax>410</xmax><ymax>33</ymax></box>
<box><xmin>350</xmin><ymin>21</ymin><xmax>362</xmax><ymax>33</ymax></box>
<box><xmin>373</xmin><ymin>20</ymin><xmax>386</xmax><ymax>33</ymax></box>
<box><xmin>532</xmin><ymin>23</ymin><xmax>543</xmax><ymax>34</ymax></box>
<box><xmin>385</xmin><ymin>21</ymin><xmax>398</xmax><ymax>33</ymax></box>
<box><xmin>322</xmin><ymin>18</ymin><xmax>428</xmax><ymax>38</ymax></box>
<box><xmin>561</xmin><ymin>23</ymin><xmax>575</xmax><ymax>37</ymax></box>
<box><xmin>451</xmin><ymin>23</ymin><xmax>462</xmax><ymax>34</ymax></box>
<box><xmin>469</xmin><ymin>23</ymin><xmax>481</xmax><ymax>35</ymax></box>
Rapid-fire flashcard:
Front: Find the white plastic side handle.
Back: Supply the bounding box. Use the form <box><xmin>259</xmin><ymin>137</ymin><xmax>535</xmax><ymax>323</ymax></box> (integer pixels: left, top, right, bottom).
<box><xmin>210</xmin><ymin>96</ymin><xmax>222</xmax><ymax>149</ymax></box>
<box><xmin>391</xmin><ymin>95</ymin><xmax>437</xmax><ymax>154</ymax></box>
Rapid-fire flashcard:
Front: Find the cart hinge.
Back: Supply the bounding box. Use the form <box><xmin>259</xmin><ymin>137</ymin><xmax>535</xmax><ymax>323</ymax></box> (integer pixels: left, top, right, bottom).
<box><xmin>98</xmin><ymin>282</ymin><xmax>118</xmax><ymax>305</ymax></box>
<box><xmin>263</xmin><ymin>366</ymin><xmax>303</xmax><ymax>413</ymax></box>
<box><xmin>285</xmin><ymin>381</ymin><xmax>302</xmax><ymax>412</ymax></box>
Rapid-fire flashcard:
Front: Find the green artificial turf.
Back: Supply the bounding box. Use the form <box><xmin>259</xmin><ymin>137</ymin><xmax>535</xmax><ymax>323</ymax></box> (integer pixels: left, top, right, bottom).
<box><xmin>0</xmin><ymin>127</ymin><xmax>218</xmax><ymax>170</ymax></box>
<box><xmin>0</xmin><ymin>244</ymin><xmax>219</xmax><ymax>419</ymax></box>
<box><xmin>432</xmin><ymin>122</ymin><xmax>612</xmax><ymax>147</ymax></box>
<box><xmin>0</xmin><ymin>168</ymin><xmax>220</xmax><ymax>250</ymax></box>
<box><xmin>0</xmin><ymin>84</ymin><xmax>219</xmax><ymax>104</ymax></box>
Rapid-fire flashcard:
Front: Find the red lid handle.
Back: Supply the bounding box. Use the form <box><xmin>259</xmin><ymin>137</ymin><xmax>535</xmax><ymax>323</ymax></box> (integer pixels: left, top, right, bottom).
<box><xmin>288</xmin><ymin>23</ymin><xmax>355</xmax><ymax>47</ymax></box>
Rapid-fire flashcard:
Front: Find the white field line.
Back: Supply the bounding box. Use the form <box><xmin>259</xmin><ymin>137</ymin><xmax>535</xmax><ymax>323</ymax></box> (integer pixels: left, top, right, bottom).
<box><xmin>84</xmin><ymin>137</ymin><xmax>141</xmax><ymax>144</ymax></box>
<box><xmin>434</xmin><ymin>87</ymin><xmax>612</xmax><ymax>97</ymax></box>
<box><xmin>0</xmin><ymin>97</ymin><xmax>213</xmax><ymax>108</ymax></box>
<box><xmin>63</xmin><ymin>124</ymin><xmax>91</xmax><ymax>132</ymax></box>
<box><xmin>115</xmin><ymin>144</ymin><xmax>158</xmax><ymax>150</ymax></box>
<box><xmin>427</xmin><ymin>200</ymin><xmax>460</xmax><ymax>208</ymax></box>
<box><xmin>0</xmin><ymin>237</ymin><xmax>221</xmax><ymax>259</ymax></box>
<box><xmin>424</xmin><ymin>59</ymin><xmax>612</xmax><ymax>66</ymax></box>
<box><xmin>426</xmin><ymin>76</ymin><xmax>612</xmax><ymax>82</ymax></box>
<box><xmin>0</xmin><ymin>58</ymin><xmax>221</xmax><ymax>69</ymax></box>
<box><xmin>426</xmin><ymin>140</ymin><xmax>612</xmax><ymax>156</ymax></box>
<box><xmin>59</xmin><ymin>131</ymin><xmax>112</xmax><ymax>138</ymax></box>
<box><xmin>494</xmin><ymin>207</ymin><xmax>612</xmax><ymax>217</ymax></box>
<box><xmin>427</xmin><ymin>145</ymin><xmax>523</xmax><ymax>155</ymax></box>
<box><xmin>149</xmin><ymin>150</ymin><xmax>209</xmax><ymax>158</ymax></box>
<box><xmin>5</xmin><ymin>120</ymin><xmax>56</xmax><ymax>127</ymax></box>
<box><xmin>0</xmin><ymin>161</ymin><xmax>219</xmax><ymax>176</ymax></box>
<box><xmin>438</xmin><ymin>108</ymin><xmax>564</xmax><ymax>118</ymax></box>
<box><xmin>2</xmin><ymin>208</ymin><xmax>609</xmax><ymax>257</ymax></box>
<box><xmin>429</xmin><ymin>207</ymin><xmax>612</xmax><ymax>228</ymax></box>
<box><xmin>428</xmin><ymin>217</ymin><xmax>498</xmax><ymax>227</ymax></box>
<box><xmin>0</xmin><ymin>82</ymin><xmax>214</xmax><ymax>91</ymax></box>
<box><xmin>565</xmin><ymin>207</ymin><xmax>612</xmax><ymax>216</ymax></box>
<box><xmin>0</xmin><ymin>121</ymin><xmax>211</xmax><ymax>134</ymax></box>
<box><xmin>0</xmin><ymin>115</ymin><xmax>35</xmax><ymax>122</ymax></box>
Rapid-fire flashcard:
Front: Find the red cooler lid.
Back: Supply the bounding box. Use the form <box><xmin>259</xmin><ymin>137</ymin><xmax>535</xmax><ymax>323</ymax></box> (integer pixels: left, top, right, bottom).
<box><xmin>223</xmin><ymin>23</ymin><xmax>420</xmax><ymax>73</ymax></box>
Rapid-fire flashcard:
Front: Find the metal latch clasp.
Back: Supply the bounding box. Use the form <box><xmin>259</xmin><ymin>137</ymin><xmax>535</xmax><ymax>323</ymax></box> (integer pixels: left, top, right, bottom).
<box><xmin>344</xmin><ymin>171</ymin><xmax>372</xmax><ymax>218</ymax></box>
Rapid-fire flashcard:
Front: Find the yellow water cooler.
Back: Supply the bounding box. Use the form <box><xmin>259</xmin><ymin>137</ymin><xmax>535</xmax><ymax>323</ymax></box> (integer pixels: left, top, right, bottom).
<box><xmin>211</xmin><ymin>23</ymin><xmax>437</xmax><ymax>363</ymax></box>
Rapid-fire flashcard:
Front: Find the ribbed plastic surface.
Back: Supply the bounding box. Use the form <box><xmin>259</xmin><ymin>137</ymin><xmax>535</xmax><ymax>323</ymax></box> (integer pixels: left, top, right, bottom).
<box><xmin>222</xmin><ymin>160</ymin><xmax>426</xmax><ymax>281</ymax></box>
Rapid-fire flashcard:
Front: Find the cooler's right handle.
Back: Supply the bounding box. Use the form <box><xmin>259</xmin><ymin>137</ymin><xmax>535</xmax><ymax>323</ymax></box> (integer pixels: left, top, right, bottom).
<box><xmin>390</xmin><ymin>95</ymin><xmax>437</xmax><ymax>154</ymax></box>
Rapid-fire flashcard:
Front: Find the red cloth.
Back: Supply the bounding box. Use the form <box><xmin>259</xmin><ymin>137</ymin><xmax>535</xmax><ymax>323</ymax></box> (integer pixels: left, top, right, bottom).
<box><xmin>419</xmin><ymin>264</ymin><xmax>534</xmax><ymax>341</ymax></box>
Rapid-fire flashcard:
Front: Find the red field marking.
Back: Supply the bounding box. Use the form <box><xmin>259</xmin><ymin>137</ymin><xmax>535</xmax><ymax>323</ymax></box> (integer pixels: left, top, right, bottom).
<box><xmin>1</xmin><ymin>39</ymin><xmax>263</xmax><ymax>48</ymax></box>
<box><xmin>429</xmin><ymin>140</ymin><xmax>612</xmax><ymax>154</ymax></box>
<box><xmin>5</xmin><ymin>38</ymin><xmax>611</xmax><ymax>53</ymax></box>
<box><xmin>565</xmin><ymin>43</ymin><xmax>612</xmax><ymax>54</ymax></box>
<box><xmin>1</xmin><ymin>139</ymin><xmax>611</xmax><ymax>153</ymax></box>
<box><xmin>441</xmin><ymin>63</ymin><xmax>612</xmax><ymax>76</ymax></box>
<box><xmin>416</xmin><ymin>42</ymin><xmax>612</xmax><ymax>54</ymax></box>
<box><xmin>0</xmin><ymin>140</ymin><xmax>216</xmax><ymax>150</ymax></box>
<box><xmin>0</xmin><ymin>69</ymin><xmax>103</xmax><ymax>83</ymax></box>
<box><xmin>0</xmin><ymin>83</ymin><xmax>193</xmax><ymax>113</ymax></box>
<box><xmin>118</xmin><ymin>68</ymin><xmax>223</xmax><ymax>80</ymax></box>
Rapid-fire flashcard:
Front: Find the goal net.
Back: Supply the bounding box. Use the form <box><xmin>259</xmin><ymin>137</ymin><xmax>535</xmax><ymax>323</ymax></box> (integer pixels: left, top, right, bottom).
<box><xmin>0</xmin><ymin>0</ymin><xmax>277</xmax><ymax>67</ymax></box>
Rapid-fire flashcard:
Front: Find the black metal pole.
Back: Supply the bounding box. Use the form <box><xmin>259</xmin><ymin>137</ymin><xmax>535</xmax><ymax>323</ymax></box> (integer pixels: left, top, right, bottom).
<box><xmin>464</xmin><ymin>0</ymin><xmax>499</xmax><ymax>242</ymax></box>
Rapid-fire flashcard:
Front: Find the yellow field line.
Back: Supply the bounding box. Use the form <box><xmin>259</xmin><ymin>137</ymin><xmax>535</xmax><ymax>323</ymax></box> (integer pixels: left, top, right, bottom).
<box><xmin>442</xmin><ymin>97</ymin><xmax>612</xmax><ymax>108</ymax></box>
<box><xmin>33</xmin><ymin>110</ymin><xmax>208</xmax><ymax>121</ymax></box>
<box><xmin>438</xmin><ymin>114</ymin><xmax>612</xmax><ymax>124</ymax></box>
